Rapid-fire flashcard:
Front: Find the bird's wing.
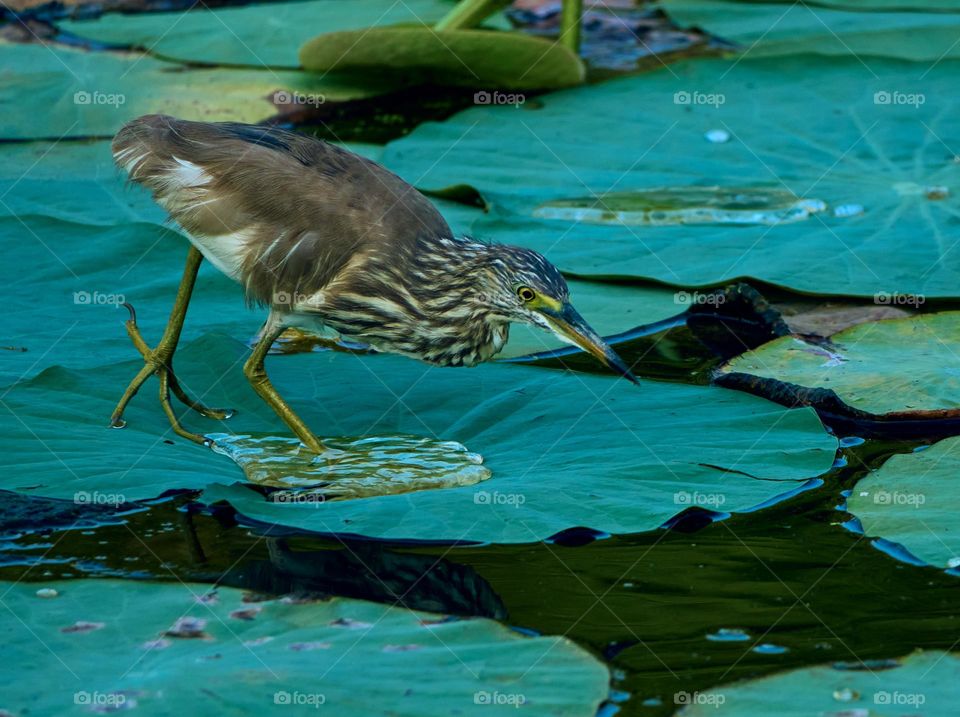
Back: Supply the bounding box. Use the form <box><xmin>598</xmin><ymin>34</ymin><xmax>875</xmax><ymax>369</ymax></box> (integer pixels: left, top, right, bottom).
<box><xmin>112</xmin><ymin>114</ymin><xmax>452</xmax><ymax>306</ymax></box>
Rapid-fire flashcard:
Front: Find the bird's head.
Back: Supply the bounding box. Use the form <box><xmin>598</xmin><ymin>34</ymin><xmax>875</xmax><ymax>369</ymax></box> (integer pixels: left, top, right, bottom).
<box><xmin>478</xmin><ymin>245</ymin><xmax>638</xmax><ymax>384</ymax></box>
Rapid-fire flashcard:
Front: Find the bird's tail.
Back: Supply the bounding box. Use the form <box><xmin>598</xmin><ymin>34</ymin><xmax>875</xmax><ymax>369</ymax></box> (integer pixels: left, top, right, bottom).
<box><xmin>112</xmin><ymin>114</ymin><xmax>186</xmax><ymax>195</ymax></box>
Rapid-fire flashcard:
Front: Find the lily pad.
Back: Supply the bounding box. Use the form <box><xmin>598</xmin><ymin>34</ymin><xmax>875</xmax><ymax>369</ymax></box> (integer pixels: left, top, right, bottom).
<box><xmin>0</xmin><ymin>42</ymin><xmax>379</xmax><ymax>140</ymax></box>
<box><xmin>663</xmin><ymin>0</ymin><xmax>960</xmax><ymax>61</ymax></box>
<box><xmin>300</xmin><ymin>27</ymin><xmax>585</xmax><ymax>90</ymax></box>
<box><xmin>717</xmin><ymin>312</ymin><xmax>960</xmax><ymax>417</ymax></box>
<box><xmin>57</xmin><ymin>0</ymin><xmax>456</xmax><ymax>67</ymax></box>
<box><xmin>0</xmin><ymin>579</ymin><xmax>609</xmax><ymax>715</ymax></box>
<box><xmin>383</xmin><ymin>54</ymin><xmax>960</xmax><ymax>297</ymax></box>
<box><xmin>677</xmin><ymin>649</ymin><xmax>960</xmax><ymax>715</ymax></box>
<box><xmin>846</xmin><ymin>438</ymin><xmax>960</xmax><ymax>569</ymax></box>
<box><xmin>0</xmin><ymin>331</ymin><xmax>835</xmax><ymax>542</ymax></box>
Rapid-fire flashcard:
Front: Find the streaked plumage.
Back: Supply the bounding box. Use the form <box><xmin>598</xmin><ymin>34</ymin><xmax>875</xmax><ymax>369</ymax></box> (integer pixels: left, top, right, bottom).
<box><xmin>110</xmin><ymin>115</ymin><xmax>634</xmax><ymax>452</ymax></box>
<box><xmin>113</xmin><ymin>115</ymin><xmax>571</xmax><ymax>366</ymax></box>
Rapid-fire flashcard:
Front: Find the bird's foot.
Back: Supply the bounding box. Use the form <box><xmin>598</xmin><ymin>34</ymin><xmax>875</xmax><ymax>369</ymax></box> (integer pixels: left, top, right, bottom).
<box><xmin>109</xmin><ymin>303</ymin><xmax>234</xmax><ymax>439</ymax></box>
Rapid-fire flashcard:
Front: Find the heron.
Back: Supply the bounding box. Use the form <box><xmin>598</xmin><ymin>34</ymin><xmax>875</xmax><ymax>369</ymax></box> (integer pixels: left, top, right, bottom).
<box><xmin>109</xmin><ymin>115</ymin><xmax>636</xmax><ymax>453</ymax></box>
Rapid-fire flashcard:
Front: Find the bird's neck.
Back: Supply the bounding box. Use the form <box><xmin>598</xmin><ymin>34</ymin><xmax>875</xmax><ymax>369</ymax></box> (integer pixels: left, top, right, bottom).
<box><xmin>397</xmin><ymin>235</ymin><xmax>511</xmax><ymax>365</ymax></box>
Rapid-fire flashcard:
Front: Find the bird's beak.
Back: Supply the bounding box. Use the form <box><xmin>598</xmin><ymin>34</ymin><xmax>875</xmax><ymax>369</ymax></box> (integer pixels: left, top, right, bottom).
<box><xmin>538</xmin><ymin>303</ymin><xmax>639</xmax><ymax>384</ymax></box>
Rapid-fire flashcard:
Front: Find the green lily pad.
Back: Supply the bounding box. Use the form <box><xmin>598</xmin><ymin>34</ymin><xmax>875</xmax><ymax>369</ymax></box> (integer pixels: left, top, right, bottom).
<box><xmin>0</xmin><ymin>330</ymin><xmax>835</xmax><ymax>542</ymax></box>
<box><xmin>383</xmin><ymin>54</ymin><xmax>960</xmax><ymax>297</ymax></box>
<box><xmin>677</xmin><ymin>649</ymin><xmax>959</xmax><ymax>715</ymax></box>
<box><xmin>717</xmin><ymin>312</ymin><xmax>960</xmax><ymax>416</ymax></box>
<box><xmin>1</xmin><ymin>579</ymin><xmax>609</xmax><ymax>715</ymax></box>
<box><xmin>847</xmin><ymin>438</ymin><xmax>960</xmax><ymax>569</ymax></box>
<box><xmin>57</xmin><ymin>0</ymin><xmax>454</xmax><ymax>67</ymax></box>
<box><xmin>300</xmin><ymin>27</ymin><xmax>585</xmax><ymax>90</ymax></box>
<box><xmin>663</xmin><ymin>0</ymin><xmax>960</xmax><ymax>61</ymax></box>
<box><xmin>0</xmin><ymin>42</ymin><xmax>379</xmax><ymax>140</ymax></box>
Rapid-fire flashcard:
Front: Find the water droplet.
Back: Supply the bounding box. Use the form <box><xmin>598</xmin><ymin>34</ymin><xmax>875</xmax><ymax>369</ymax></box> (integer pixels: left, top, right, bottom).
<box><xmin>752</xmin><ymin>643</ymin><xmax>789</xmax><ymax>654</ymax></box>
<box><xmin>925</xmin><ymin>185</ymin><xmax>949</xmax><ymax>200</ymax></box>
<box><xmin>705</xmin><ymin>129</ymin><xmax>730</xmax><ymax>143</ymax></box>
<box><xmin>833</xmin><ymin>203</ymin><xmax>864</xmax><ymax>218</ymax></box>
<box><xmin>947</xmin><ymin>556</ymin><xmax>960</xmax><ymax>569</ymax></box>
<box><xmin>35</xmin><ymin>588</ymin><xmax>58</xmax><ymax>599</ymax></box>
<box><xmin>832</xmin><ymin>687</ymin><xmax>859</xmax><ymax>702</ymax></box>
<box><xmin>706</xmin><ymin>628</ymin><xmax>750</xmax><ymax>642</ymax></box>
<box><xmin>839</xmin><ymin>436</ymin><xmax>865</xmax><ymax>448</ymax></box>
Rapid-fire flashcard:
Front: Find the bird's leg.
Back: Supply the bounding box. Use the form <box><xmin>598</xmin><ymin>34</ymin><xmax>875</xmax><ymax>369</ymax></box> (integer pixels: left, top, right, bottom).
<box><xmin>244</xmin><ymin>318</ymin><xmax>325</xmax><ymax>454</ymax></box>
<box><xmin>109</xmin><ymin>246</ymin><xmax>231</xmax><ymax>435</ymax></box>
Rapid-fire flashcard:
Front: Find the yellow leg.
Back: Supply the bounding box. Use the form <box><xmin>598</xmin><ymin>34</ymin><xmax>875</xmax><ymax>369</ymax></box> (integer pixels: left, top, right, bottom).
<box><xmin>244</xmin><ymin>321</ymin><xmax>325</xmax><ymax>453</ymax></box>
<box><xmin>109</xmin><ymin>247</ymin><xmax>232</xmax><ymax>439</ymax></box>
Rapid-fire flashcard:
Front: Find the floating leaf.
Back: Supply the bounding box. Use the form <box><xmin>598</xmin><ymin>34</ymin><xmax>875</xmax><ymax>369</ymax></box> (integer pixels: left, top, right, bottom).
<box><xmin>1</xmin><ymin>579</ymin><xmax>609</xmax><ymax>715</ymax></box>
<box><xmin>717</xmin><ymin>312</ymin><xmax>960</xmax><ymax>417</ymax></box>
<box><xmin>847</xmin><ymin>438</ymin><xmax>960</xmax><ymax>570</ymax></box>
<box><xmin>301</xmin><ymin>27</ymin><xmax>585</xmax><ymax>90</ymax></box>
<box><xmin>0</xmin><ymin>42</ymin><xmax>380</xmax><ymax>140</ymax></box>
<box><xmin>0</xmin><ymin>331</ymin><xmax>835</xmax><ymax>542</ymax></box>
<box><xmin>677</xmin><ymin>650</ymin><xmax>960</xmax><ymax>716</ymax></box>
<box><xmin>383</xmin><ymin>55</ymin><xmax>960</xmax><ymax>296</ymax></box>
<box><xmin>663</xmin><ymin>0</ymin><xmax>960</xmax><ymax>61</ymax></box>
<box><xmin>57</xmin><ymin>0</ymin><xmax>455</xmax><ymax>67</ymax></box>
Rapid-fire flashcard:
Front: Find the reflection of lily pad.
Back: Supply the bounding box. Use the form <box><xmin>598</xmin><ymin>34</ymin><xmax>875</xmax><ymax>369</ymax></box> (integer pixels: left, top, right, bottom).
<box><xmin>57</xmin><ymin>0</ymin><xmax>453</xmax><ymax>66</ymax></box>
<box><xmin>300</xmin><ymin>27</ymin><xmax>585</xmax><ymax>90</ymax></box>
<box><xmin>664</xmin><ymin>0</ymin><xmax>960</xmax><ymax>61</ymax></box>
<box><xmin>717</xmin><ymin>312</ymin><xmax>960</xmax><ymax>417</ymax></box>
<box><xmin>383</xmin><ymin>55</ymin><xmax>960</xmax><ymax>296</ymax></box>
<box><xmin>847</xmin><ymin>438</ymin><xmax>960</xmax><ymax>569</ymax></box>
<box><xmin>0</xmin><ymin>333</ymin><xmax>835</xmax><ymax>543</ymax></box>
<box><xmin>3</xmin><ymin>579</ymin><xmax>609</xmax><ymax>715</ymax></box>
<box><xmin>678</xmin><ymin>650</ymin><xmax>960</xmax><ymax>715</ymax></box>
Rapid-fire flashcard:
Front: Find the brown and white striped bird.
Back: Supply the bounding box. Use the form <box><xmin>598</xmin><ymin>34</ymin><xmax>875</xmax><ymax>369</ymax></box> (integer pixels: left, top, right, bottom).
<box><xmin>110</xmin><ymin>115</ymin><xmax>635</xmax><ymax>452</ymax></box>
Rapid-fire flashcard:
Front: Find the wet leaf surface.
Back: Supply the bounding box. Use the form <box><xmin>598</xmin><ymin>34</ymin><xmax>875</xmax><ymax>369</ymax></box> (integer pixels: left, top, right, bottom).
<box><xmin>383</xmin><ymin>55</ymin><xmax>960</xmax><ymax>296</ymax></box>
<box><xmin>1</xmin><ymin>578</ymin><xmax>609</xmax><ymax>715</ymax></box>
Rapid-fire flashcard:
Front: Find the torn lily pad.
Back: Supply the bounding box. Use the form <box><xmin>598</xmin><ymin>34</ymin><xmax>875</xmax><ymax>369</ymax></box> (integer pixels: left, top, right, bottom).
<box><xmin>2</xmin><ymin>579</ymin><xmax>609</xmax><ymax>715</ymax></box>
<box><xmin>677</xmin><ymin>650</ymin><xmax>960</xmax><ymax>716</ymax></box>
<box><xmin>846</xmin><ymin>437</ymin><xmax>960</xmax><ymax>570</ymax></box>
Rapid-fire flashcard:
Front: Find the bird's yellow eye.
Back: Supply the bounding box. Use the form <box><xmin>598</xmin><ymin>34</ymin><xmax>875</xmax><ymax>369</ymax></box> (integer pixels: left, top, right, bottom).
<box><xmin>517</xmin><ymin>286</ymin><xmax>536</xmax><ymax>302</ymax></box>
